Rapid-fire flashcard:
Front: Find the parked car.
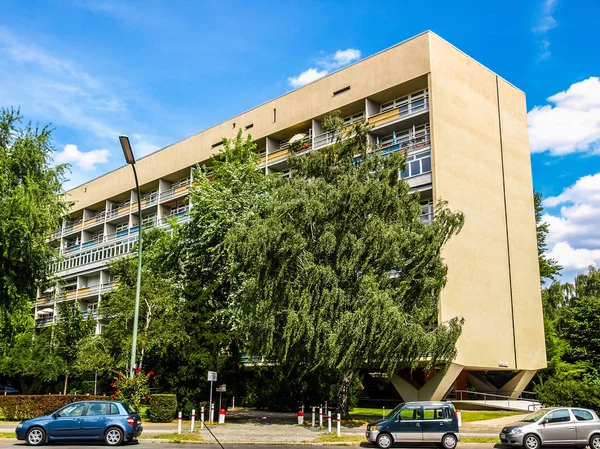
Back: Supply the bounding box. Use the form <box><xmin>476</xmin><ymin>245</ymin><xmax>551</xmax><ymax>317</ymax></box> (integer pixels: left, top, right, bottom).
<box><xmin>15</xmin><ymin>400</ymin><xmax>143</xmax><ymax>446</ymax></box>
<box><xmin>499</xmin><ymin>407</ymin><xmax>600</xmax><ymax>449</ymax></box>
<box><xmin>366</xmin><ymin>401</ymin><xmax>460</xmax><ymax>449</ymax></box>
<box><xmin>0</xmin><ymin>385</ymin><xmax>19</xmax><ymax>394</ymax></box>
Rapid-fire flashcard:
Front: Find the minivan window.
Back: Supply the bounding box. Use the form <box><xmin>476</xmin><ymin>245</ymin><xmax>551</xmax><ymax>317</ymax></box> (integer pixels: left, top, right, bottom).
<box><xmin>110</xmin><ymin>403</ymin><xmax>120</xmax><ymax>415</ymax></box>
<box><xmin>386</xmin><ymin>403</ymin><xmax>405</xmax><ymax>419</ymax></box>
<box><xmin>522</xmin><ymin>409</ymin><xmax>548</xmax><ymax>422</ymax></box>
<box><xmin>573</xmin><ymin>410</ymin><xmax>594</xmax><ymax>421</ymax></box>
<box><xmin>124</xmin><ymin>403</ymin><xmax>137</xmax><ymax>414</ymax></box>
<box><xmin>399</xmin><ymin>406</ymin><xmax>422</xmax><ymax>421</ymax></box>
<box><xmin>87</xmin><ymin>403</ymin><xmax>109</xmax><ymax>416</ymax></box>
<box><xmin>423</xmin><ymin>406</ymin><xmax>444</xmax><ymax>420</ymax></box>
<box><xmin>546</xmin><ymin>409</ymin><xmax>571</xmax><ymax>423</ymax></box>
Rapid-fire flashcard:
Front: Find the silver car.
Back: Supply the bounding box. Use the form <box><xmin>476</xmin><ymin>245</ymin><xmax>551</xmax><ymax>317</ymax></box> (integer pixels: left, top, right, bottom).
<box><xmin>500</xmin><ymin>407</ymin><xmax>600</xmax><ymax>449</ymax></box>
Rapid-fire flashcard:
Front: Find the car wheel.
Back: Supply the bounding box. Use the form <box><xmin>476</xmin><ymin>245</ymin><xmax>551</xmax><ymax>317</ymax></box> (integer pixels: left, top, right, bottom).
<box><xmin>442</xmin><ymin>433</ymin><xmax>458</xmax><ymax>449</ymax></box>
<box><xmin>105</xmin><ymin>427</ymin><xmax>124</xmax><ymax>446</ymax></box>
<box><xmin>590</xmin><ymin>434</ymin><xmax>600</xmax><ymax>449</ymax></box>
<box><xmin>376</xmin><ymin>432</ymin><xmax>393</xmax><ymax>449</ymax></box>
<box><xmin>26</xmin><ymin>427</ymin><xmax>45</xmax><ymax>446</ymax></box>
<box><xmin>523</xmin><ymin>434</ymin><xmax>541</xmax><ymax>449</ymax></box>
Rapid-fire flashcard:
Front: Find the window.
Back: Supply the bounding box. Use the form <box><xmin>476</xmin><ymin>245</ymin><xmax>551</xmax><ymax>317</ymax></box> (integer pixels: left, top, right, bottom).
<box><xmin>115</xmin><ymin>223</ymin><xmax>128</xmax><ymax>233</ymax></box>
<box><xmin>58</xmin><ymin>403</ymin><xmax>86</xmax><ymax>417</ymax></box>
<box><xmin>380</xmin><ymin>89</ymin><xmax>429</xmax><ymax>114</ymax></box>
<box><xmin>172</xmin><ymin>178</ymin><xmax>190</xmax><ymax>189</ymax></box>
<box><xmin>110</xmin><ymin>403</ymin><xmax>120</xmax><ymax>415</ymax></box>
<box><xmin>400</xmin><ymin>151</ymin><xmax>432</xmax><ymax>179</ymax></box>
<box><xmin>398</xmin><ymin>406</ymin><xmax>422</xmax><ymax>421</ymax></box>
<box><xmin>573</xmin><ymin>410</ymin><xmax>593</xmax><ymax>421</ymax></box>
<box><xmin>546</xmin><ymin>409</ymin><xmax>571</xmax><ymax>423</ymax></box>
<box><xmin>423</xmin><ymin>406</ymin><xmax>444</xmax><ymax>420</ymax></box>
<box><xmin>343</xmin><ymin>111</ymin><xmax>364</xmax><ymax>126</ymax></box>
<box><xmin>87</xmin><ymin>403</ymin><xmax>109</xmax><ymax>416</ymax></box>
<box><xmin>142</xmin><ymin>213</ymin><xmax>157</xmax><ymax>228</ymax></box>
<box><xmin>273</xmin><ymin>108</ymin><xmax>276</xmax><ymax>123</ymax></box>
<box><xmin>124</xmin><ymin>403</ymin><xmax>138</xmax><ymax>414</ymax></box>
<box><xmin>333</xmin><ymin>86</ymin><xmax>351</xmax><ymax>96</ymax></box>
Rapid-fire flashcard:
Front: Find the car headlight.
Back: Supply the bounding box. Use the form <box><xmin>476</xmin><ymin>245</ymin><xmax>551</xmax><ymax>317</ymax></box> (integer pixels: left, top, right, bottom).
<box><xmin>510</xmin><ymin>427</ymin><xmax>522</xmax><ymax>434</ymax></box>
<box><xmin>371</xmin><ymin>425</ymin><xmax>377</xmax><ymax>431</ymax></box>
<box><xmin>17</xmin><ymin>424</ymin><xmax>23</xmax><ymax>428</ymax></box>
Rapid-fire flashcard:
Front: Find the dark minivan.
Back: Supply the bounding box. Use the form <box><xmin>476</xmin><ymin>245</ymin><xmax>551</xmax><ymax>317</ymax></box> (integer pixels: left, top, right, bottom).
<box><xmin>366</xmin><ymin>401</ymin><xmax>460</xmax><ymax>449</ymax></box>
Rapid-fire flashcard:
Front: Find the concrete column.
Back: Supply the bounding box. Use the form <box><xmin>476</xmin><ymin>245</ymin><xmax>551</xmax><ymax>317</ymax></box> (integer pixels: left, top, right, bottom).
<box><xmin>498</xmin><ymin>370</ymin><xmax>537</xmax><ymax>399</ymax></box>
<box><xmin>391</xmin><ymin>363</ymin><xmax>464</xmax><ymax>401</ymax></box>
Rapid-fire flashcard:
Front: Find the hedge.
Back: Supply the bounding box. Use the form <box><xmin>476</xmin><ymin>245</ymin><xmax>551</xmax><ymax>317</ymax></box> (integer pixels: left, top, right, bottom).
<box><xmin>0</xmin><ymin>395</ymin><xmax>110</xmax><ymax>421</ymax></box>
<box><xmin>148</xmin><ymin>394</ymin><xmax>177</xmax><ymax>422</ymax></box>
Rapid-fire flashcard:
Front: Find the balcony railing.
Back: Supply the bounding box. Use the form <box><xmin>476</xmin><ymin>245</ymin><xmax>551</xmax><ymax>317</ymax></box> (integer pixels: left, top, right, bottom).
<box><xmin>63</xmin><ymin>218</ymin><xmax>83</xmax><ymax>235</ymax></box>
<box><xmin>106</xmin><ymin>203</ymin><xmax>131</xmax><ymax>220</ymax></box>
<box><xmin>313</xmin><ymin>131</ymin><xmax>338</xmax><ymax>150</ymax></box>
<box><xmin>84</xmin><ymin>210</ymin><xmax>106</xmax><ymax>228</ymax></box>
<box><xmin>377</xmin><ymin>132</ymin><xmax>431</xmax><ymax>156</ymax></box>
<box><xmin>369</xmin><ymin>95</ymin><xmax>429</xmax><ymax>128</ymax></box>
<box><xmin>160</xmin><ymin>184</ymin><xmax>190</xmax><ymax>202</ymax></box>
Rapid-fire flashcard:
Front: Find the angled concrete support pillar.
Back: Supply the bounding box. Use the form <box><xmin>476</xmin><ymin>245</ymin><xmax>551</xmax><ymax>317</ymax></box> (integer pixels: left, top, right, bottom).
<box><xmin>391</xmin><ymin>363</ymin><xmax>464</xmax><ymax>401</ymax></box>
<box><xmin>466</xmin><ymin>372</ymin><xmax>498</xmax><ymax>392</ymax></box>
<box><xmin>498</xmin><ymin>370</ymin><xmax>537</xmax><ymax>399</ymax></box>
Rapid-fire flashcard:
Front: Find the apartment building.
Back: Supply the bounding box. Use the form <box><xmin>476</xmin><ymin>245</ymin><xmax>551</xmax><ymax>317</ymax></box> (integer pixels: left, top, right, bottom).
<box><xmin>36</xmin><ymin>31</ymin><xmax>546</xmax><ymax>400</ymax></box>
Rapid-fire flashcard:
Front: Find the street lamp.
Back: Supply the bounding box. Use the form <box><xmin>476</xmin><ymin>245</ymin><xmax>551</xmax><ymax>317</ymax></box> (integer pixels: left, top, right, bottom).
<box><xmin>119</xmin><ymin>135</ymin><xmax>143</xmax><ymax>379</ymax></box>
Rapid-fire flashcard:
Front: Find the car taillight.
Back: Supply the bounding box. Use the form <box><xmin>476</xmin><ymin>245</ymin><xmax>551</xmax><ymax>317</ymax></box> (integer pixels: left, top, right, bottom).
<box><xmin>127</xmin><ymin>417</ymin><xmax>135</xmax><ymax>426</ymax></box>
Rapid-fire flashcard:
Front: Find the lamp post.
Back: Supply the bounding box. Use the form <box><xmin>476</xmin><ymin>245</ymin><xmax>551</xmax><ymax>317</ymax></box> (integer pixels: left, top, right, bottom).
<box><xmin>119</xmin><ymin>135</ymin><xmax>143</xmax><ymax>379</ymax></box>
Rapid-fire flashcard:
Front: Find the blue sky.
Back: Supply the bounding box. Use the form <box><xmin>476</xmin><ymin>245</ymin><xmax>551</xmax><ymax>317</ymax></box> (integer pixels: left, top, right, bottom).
<box><xmin>1</xmin><ymin>0</ymin><xmax>599</xmax><ymax>280</ymax></box>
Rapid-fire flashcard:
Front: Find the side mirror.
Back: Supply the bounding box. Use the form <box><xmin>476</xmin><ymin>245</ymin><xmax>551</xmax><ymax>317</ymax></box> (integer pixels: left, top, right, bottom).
<box><xmin>541</xmin><ymin>419</ymin><xmax>548</xmax><ymax>425</ymax></box>
<box><xmin>52</xmin><ymin>412</ymin><xmax>59</xmax><ymax>419</ymax></box>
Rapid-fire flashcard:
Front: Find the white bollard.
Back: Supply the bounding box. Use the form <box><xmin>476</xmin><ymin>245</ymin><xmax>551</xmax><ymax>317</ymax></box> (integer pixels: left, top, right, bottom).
<box><xmin>218</xmin><ymin>408</ymin><xmax>226</xmax><ymax>424</ymax></box>
<box><xmin>232</xmin><ymin>397</ymin><xmax>235</xmax><ymax>410</ymax></box>
<box><xmin>457</xmin><ymin>410</ymin><xmax>462</xmax><ymax>427</ymax></box>
<box><xmin>200</xmin><ymin>407</ymin><xmax>205</xmax><ymax>429</ymax></box>
<box><xmin>337</xmin><ymin>413</ymin><xmax>341</xmax><ymax>437</ymax></box>
<box><xmin>297</xmin><ymin>410</ymin><xmax>304</xmax><ymax>425</ymax></box>
<box><xmin>327</xmin><ymin>410</ymin><xmax>331</xmax><ymax>433</ymax></box>
<box><xmin>210</xmin><ymin>402</ymin><xmax>214</xmax><ymax>423</ymax></box>
<box><xmin>191</xmin><ymin>409</ymin><xmax>195</xmax><ymax>432</ymax></box>
<box><xmin>319</xmin><ymin>407</ymin><xmax>323</xmax><ymax>428</ymax></box>
<box><xmin>177</xmin><ymin>411</ymin><xmax>182</xmax><ymax>434</ymax></box>
<box><xmin>383</xmin><ymin>406</ymin><xmax>385</xmax><ymax>418</ymax></box>
<box><xmin>312</xmin><ymin>407</ymin><xmax>315</xmax><ymax>427</ymax></box>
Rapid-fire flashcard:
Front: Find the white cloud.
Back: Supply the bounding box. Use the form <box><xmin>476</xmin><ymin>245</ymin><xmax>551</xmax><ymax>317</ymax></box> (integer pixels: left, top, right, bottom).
<box><xmin>55</xmin><ymin>144</ymin><xmax>110</xmax><ymax>171</ymax></box>
<box><xmin>288</xmin><ymin>48</ymin><xmax>361</xmax><ymax>88</ymax></box>
<box><xmin>288</xmin><ymin>68</ymin><xmax>329</xmax><ymax>89</ymax></box>
<box><xmin>130</xmin><ymin>133</ymin><xmax>161</xmax><ymax>157</ymax></box>
<box><xmin>542</xmin><ymin>172</ymin><xmax>600</xmax><ymax>273</ymax></box>
<box><xmin>532</xmin><ymin>0</ymin><xmax>558</xmax><ymax>60</ymax></box>
<box><xmin>528</xmin><ymin>77</ymin><xmax>600</xmax><ymax>156</ymax></box>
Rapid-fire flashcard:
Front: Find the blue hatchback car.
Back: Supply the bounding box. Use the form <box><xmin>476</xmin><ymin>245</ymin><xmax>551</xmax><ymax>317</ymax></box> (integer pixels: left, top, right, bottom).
<box><xmin>15</xmin><ymin>400</ymin><xmax>143</xmax><ymax>446</ymax></box>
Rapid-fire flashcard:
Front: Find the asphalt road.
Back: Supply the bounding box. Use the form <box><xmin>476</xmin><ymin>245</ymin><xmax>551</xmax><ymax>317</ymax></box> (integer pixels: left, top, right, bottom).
<box><xmin>0</xmin><ymin>444</ymin><xmax>498</xmax><ymax>449</ymax></box>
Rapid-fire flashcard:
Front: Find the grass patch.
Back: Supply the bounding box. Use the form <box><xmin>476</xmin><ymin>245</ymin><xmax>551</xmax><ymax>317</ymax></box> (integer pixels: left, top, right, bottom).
<box><xmin>318</xmin><ymin>434</ymin><xmax>365</xmax><ymax>443</ymax></box>
<box><xmin>149</xmin><ymin>432</ymin><xmax>203</xmax><ymax>442</ymax></box>
<box><xmin>461</xmin><ymin>437</ymin><xmax>500</xmax><ymax>443</ymax></box>
<box><xmin>461</xmin><ymin>411</ymin><xmax>523</xmax><ymax>422</ymax></box>
<box><xmin>0</xmin><ymin>432</ymin><xmax>16</xmax><ymax>438</ymax></box>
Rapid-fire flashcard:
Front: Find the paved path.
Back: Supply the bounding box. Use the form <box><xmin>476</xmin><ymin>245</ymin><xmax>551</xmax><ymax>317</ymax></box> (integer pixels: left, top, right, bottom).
<box><xmin>0</xmin><ymin>443</ymin><xmax>499</xmax><ymax>449</ymax></box>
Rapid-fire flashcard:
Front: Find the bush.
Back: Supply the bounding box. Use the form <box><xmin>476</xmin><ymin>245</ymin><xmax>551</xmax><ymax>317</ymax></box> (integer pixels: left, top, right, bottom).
<box><xmin>148</xmin><ymin>394</ymin><xmax>177</xmax><ymax>422</ymax></box>
<box><xmin>0</xmin><ymin>395</ymin><xmax>109</xmax><ymax>421</ymax></box>
<box><xmin>535</xmin><ymin>378</ymin><xmax>600</xmax><ymax>411</ymax></box>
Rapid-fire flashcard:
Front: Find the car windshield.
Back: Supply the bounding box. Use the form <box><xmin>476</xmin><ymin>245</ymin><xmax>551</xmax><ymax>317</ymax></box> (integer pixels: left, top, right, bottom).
<box><xmin>522</xmin><ymin>409</ymin><xmax>549</xmax><ymax>422</ymax></box>
<box><xmin>123</xmin><ymin>402</ymin><xmax>137</xmax><ymax>414</ymax></box>
<box><xmin>386</xmin><ymin>403</ymin><xmax>405</xmax><ymax>419</ymax></box>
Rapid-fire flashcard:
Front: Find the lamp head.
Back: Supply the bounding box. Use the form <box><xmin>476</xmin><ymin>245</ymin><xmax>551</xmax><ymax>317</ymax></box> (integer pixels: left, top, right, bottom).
<box><xmin>119</xmin><ymin>135</ymin><xmax>135</xmax><ymax>164</ymax></box>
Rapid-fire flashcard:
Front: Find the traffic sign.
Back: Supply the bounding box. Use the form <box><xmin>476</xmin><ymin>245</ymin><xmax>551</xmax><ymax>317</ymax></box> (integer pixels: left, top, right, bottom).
<box><xmin>216</xmin><ymin>384</ymin><xmax>226</xmax><ymax>392</ymax></box>
<box><xmin>207</xmin><ymin>371</ymin><xmax>217</xmax><ymax>381</ymax></box>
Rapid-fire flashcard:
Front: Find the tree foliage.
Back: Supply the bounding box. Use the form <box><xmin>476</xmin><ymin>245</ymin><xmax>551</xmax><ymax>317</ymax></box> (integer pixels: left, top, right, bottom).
<box><xmin>227</xmin><ymin>114</ymin><xmax>464</xmax><ymax>415</ymax></box>
<box><xmin>0</xmin><ymin>108</ymin><xmax>67</xmax><ymax>354</ymax></box>
<box><xmin>534</xmin><ymin>191</ymin><xmax>561</xmax><ymax>284</ymax></box>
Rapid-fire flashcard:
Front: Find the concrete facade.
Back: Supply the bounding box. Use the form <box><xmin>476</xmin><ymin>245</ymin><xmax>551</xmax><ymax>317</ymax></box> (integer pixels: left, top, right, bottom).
<box><xmin>39</xmin><ymin>31</ymin><xmax>546</xmax><ymax>398</ymax></box>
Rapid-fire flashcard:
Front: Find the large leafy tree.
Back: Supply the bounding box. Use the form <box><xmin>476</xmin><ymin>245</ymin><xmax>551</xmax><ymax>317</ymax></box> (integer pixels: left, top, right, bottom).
<box><xmin>54</xmin><ymin>301</ymin><xmax>96</xmax><ymax>394</ymax></box>
<box><xmin>228</xmin><ymin>114</ymin><xmax>464</xmax><ymax>416</ymax></box>
<box><xmin>534</xmin><ymin>191</ymin><xmax>562</xmax><ymax>284</ymax></box>
<box><xmin>0</xmin><ymin>108</ymin><xmax>67</xmax><ymax>354</ymax></box>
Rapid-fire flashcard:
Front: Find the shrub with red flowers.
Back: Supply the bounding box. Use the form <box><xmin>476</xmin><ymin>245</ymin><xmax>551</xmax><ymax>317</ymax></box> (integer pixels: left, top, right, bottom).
<box><xmin>111</xmin><ymin>370</ymin><xmax>153</xmax><ymax>410</ymax></box>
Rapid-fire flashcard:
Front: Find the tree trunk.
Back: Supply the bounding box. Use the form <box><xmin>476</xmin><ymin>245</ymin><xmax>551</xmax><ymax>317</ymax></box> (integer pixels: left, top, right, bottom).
<box><xmin>63</xmin><ymin>373</ymin><xmax>68</xmax><ymax>395</ymax></box>
<box><xmin>336</xmin><ymin>371</ymin><xmax>354</xmax><ymax>420</ymax></box>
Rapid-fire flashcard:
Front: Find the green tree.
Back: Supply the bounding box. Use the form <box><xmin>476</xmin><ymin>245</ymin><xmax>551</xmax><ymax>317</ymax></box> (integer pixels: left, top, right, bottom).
<box><xmin>228</xmin><ymin>114</ymin><xmax>464</xmax><ymax>417</ymax></box>
<box><xmin>534</xmin><ymin>191</ymin><xmax>561</xmax><ymax>284</ymax></box>
<box><xmin>54</xmin><ymin>301</ymin><xmax>96</xmax><ymax>394</ymax></box>
<box><xmin>0</xmin><ymin>107</ymin><xmax>67</xmax><ymax>354</ymax></box>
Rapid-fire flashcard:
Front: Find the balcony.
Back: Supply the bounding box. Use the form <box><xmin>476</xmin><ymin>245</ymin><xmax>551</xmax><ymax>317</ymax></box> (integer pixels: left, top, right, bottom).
<box><xmin>369</xmin><ymin>94</ymin><xmax>429</xmax><ymax>130</ymax></box>
<box><xmin>82</xmin><ymin>310</ymin><xmax>98</xmax><ymax>320</ymax></box>
<box><xmin>48</xmin><ymin>228</ymin><xmax>62</xmax><ymax>240</ymax></box>
<box><xmin>160</xmin><ymin>183</ymin><xmax>190</xmax><ymax>203</ymax></box>
<box><xmin>84</xmin><ymin>210</ymin><xmax>106</xmax><ymax>229</ymax></box>
<box><xmin>106</xmin><ymin>202</ymin><xmax>131</xmax><ymax>221</ymax></box>
<box><xmin>134</xmin><ymin>192</ymin><xmax>159</xmax><ymax>210</ymax></box>
<box><xmin>35</xmin><ymin>316</ymin><xmax>54</xmax><ymax>327</ymax></box>
<box><xmin>377</xmin><ymin>131</ymin><xmax>431</xmax><ymax>157</ymax></box>
<box><xmin>63</xmin><ymin>218</ymin><xmax>83</xmax><ymax>236</ymax></box>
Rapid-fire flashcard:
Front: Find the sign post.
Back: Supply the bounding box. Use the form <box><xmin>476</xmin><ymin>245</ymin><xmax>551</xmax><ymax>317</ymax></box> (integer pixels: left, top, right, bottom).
<box><xmin>207</xmin><ymin>371</ymin><xmax>217</xmax><ymax>423</ymax></box>
<box><xmin>216</xmin><ymin>384</ymin><xmax>227</xmax><ymax>411</ymax></box>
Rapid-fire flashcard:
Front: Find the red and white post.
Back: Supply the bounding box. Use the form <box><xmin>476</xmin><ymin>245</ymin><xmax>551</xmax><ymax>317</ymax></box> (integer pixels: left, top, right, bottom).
<box><xmin>297</xmin><ymin>409</ymin><xmax>304</xmax><ymax>425</ymax></box>
<box><xmin>177</xmin><ymin>411</ymin><xmax>182</xmax><ymax>434</ymax></box>
<box><xmin>337</xmin><ymin>413</ymin><xmax>341</xmax><ymax>437</ymax></box>
<box><xmin>210</xmin><ymin>402</ymin><xmax>215</xmax><ymax>423</ymax></box>
<box><xmin>327</xmin><ymin>410</ymin><xmax>331</xmax><ymax>433</ymax></box>
<box><xmin>200</xmin><ymin>407</ymin><xmax>205</xmax><ymax>429</ymax></box>
<box><xmin>191</xmin><ymin>409</ymin><xmax>196</xmax><ymax>432</ymax></box>
<box><xmin>218</xmin><ymin>408</ymin><xmax>226</xmax><ymax>424</ymax></box>
<box><xmin>319</xmin><ymin>407</ymin><xmax>323</xmax><ymax>428</ymax></box>
<box><xmin>312</xmin><ymin>407</ymin><xmax>315</xmax><ymax>427</ymax></box>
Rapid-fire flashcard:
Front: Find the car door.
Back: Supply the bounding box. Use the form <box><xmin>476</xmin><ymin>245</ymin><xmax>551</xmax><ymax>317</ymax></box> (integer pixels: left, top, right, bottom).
<box><xmin>45</xmin><ymin>402</ymin><xmax>87</xmax><ymax>439</ymax></box>
<box><xmin>421</xmin><ymin>405</ymin><xmax>452</xmax><ymax>442</ymax></box>
<box><xmin>540</xmin><ymin>409</ymin><xmax>576</xmax><ymax>444</ymax></box>
<box><xmin>572</xmin><ymin>409</ymin><xmax>598</xmax><ymax>444</ymax></box>
<box><xmin>390</xmin><ymin>405</ymin><xmax>423</xmax><ymax>442</ymax></box>
<box><xmin>79</xmin><ymin>402</ymin><xmax>110</xmax><ymax>437</ymax></box>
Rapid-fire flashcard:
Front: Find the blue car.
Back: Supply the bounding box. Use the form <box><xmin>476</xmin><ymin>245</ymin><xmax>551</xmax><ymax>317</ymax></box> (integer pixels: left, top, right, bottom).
<box><xmin>15</xmin><ymin>400</ymin><xmax>143</xmax><ymax>446</ymax></box>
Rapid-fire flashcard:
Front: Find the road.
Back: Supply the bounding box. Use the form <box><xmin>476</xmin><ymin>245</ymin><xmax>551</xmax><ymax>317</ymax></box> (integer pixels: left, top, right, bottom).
<box><xmin>0</xmin><ymin>443</ymin><xmax>498</xmax><ymax>449</ymax></box>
